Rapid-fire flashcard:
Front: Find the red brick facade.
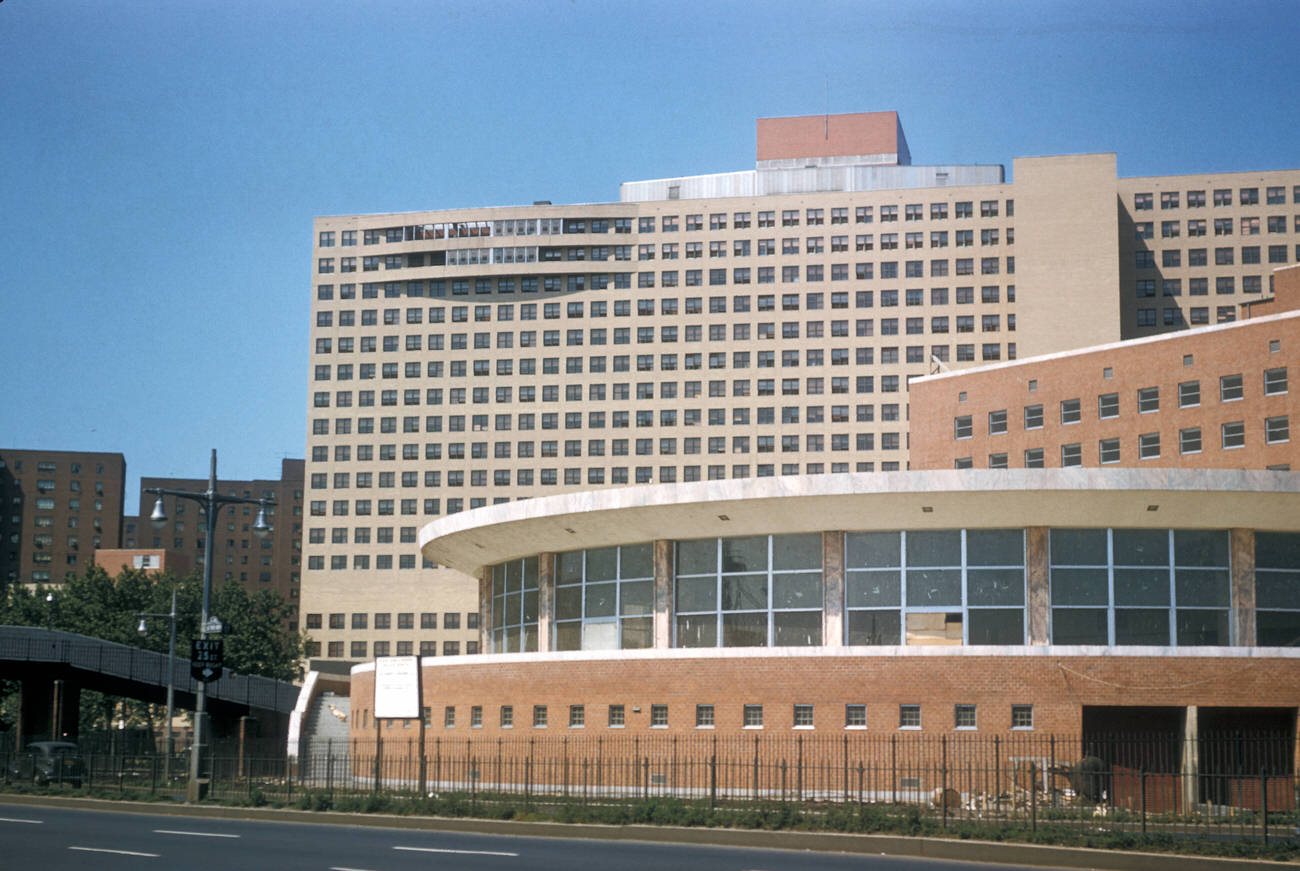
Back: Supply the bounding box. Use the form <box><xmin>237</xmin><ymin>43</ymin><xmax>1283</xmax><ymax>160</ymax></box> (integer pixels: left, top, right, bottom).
<box><xmin>910</xmin><ymin>311</ymin><xmax>1300</xmax><ymax>471</ymax></box>
<box><xmin>350</xmin><ymin>651</ymin><xmax>1300</xmax><ymax>739</ymax></box>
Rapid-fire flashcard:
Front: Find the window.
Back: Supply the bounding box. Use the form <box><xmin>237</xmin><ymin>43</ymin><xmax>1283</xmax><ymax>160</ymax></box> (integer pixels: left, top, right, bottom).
<box><xmin>987</xmin><ymin>410</ymin><xmax>1007</xmax><ymax>435</ymax></box>
<box><xmin>1178</xmin><ymin>381</ymin><xmax>1200</xmax><ymax>407</ymax></box>
<box><xmin>608</xmin><ymin>704</ymin><xmax>625</xmax><ymax>727</ymax></box>
<box><xmin>742</xmin><ymin>704</ymin><xmax>764</xmax><ymax>728</ymax></box>
<box><xmin>695</xmin><ymin>704</ymin><xmax>715</xmax><ymax>728</ymax></box>
<box><xmin>1011</xmin><ymin>705</ymin><xmax>1033</xmax><ymax>729</ymax></box>
<box><xmin>1222</xmin><ymin>421</ymin><xmax>1245</xmax><ymax>449</ymax></box>
<box><xmin>533</xmin><ymin>705</ymin><xmax>548</xmax><ymax>728</ymax></box>
<box><xmin>792</xmin><ymin>704</ymin><xmax>814</xmax><ymax>728</ymax></box>
<box><xmin>1099</xmin><ymin>438</ymin><xmax>1120</xmax><ymax>464</ymax></box>
<box><xmin>650</xmin><ymin>704</ymin><xmax>668</xmax><ymax>728</ymax></box>
<box><xmin>1061</xmin><ymin>443</ymin><xmax>1082</xmax><ymax>467</ymax></box>
<box><xmin>1220</xmin><ymin>373</ymin><xmax>1243</xmax><ymax>401</ymax></box>
<box><xmin>1265</xmin><ymin>368</ymin><xmax>1288</xmax><ymax>395</ymax></box>
<box><xmin>899</xmin><ymin>704</ymin><xmax>921</xmax><ymax>729</ymax></box>
<box><xmin>954</xmin><ymin>704</ymin><xmax>976</xmax><ymax>729</ymax></box>
<box><xmin>569</xmin><ymin>705</ymin><xmax>585</xmax><ymax>728</ymax></box>
<box><xmin>1060</xmin><ymin>399</ymin><xmax>1081</xmax><ymax>424</ymax></box>
<box><xmin>1137</xmin><ymin>386</ymin><xmax>1159</xmax><ymax>413</ymax></box>
<box><xmin>1023</xmin><ymin>405</ymin><xmax>1043</xmax><ymax>429</ymax></box>
<box><xmin>500</xmin><ymin>706</ymin><xmax>514</xmax><ymax>728</ymax></box>
<box><xmin>1180</xmin><ymin>427</ymin><xmax>1202</xmax><ymax>454</ymax></box>
<box><xmin>954</xmin><ymin>416</ymin><xmax>973</xmax><ymax>439</ymax></box>
<box><xmin>1139</xmin><ymin>432</ymin><xmax>1160</xmax><ymax>459</ymax></box>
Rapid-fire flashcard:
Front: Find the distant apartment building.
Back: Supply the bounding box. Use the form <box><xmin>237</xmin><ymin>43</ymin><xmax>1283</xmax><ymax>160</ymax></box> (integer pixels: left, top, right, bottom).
<box><xmin>0</xmin><ymin>449</ymin><xmax>127</xmax><ymax>590</ymax></box>
<box><xmin>303</xmin><ymin>111</ymin><xmax>1300</xmax><ymax>667</ymax></box>
<box><xmin>93</xmin><ymin>547</ymin><xmax>192</xmax><ymax>577</ymax></box>
<box><xmin>123</xmin><ymin>458</ymin><xmax>305</xmax><ymax>630</ymax></box>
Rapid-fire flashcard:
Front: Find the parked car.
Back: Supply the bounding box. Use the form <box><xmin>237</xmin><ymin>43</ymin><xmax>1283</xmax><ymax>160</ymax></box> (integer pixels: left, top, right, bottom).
<box><xmin>7</xmin><ymin>741</ymin><xmax>85</xmax><ymax>785</ymax></box>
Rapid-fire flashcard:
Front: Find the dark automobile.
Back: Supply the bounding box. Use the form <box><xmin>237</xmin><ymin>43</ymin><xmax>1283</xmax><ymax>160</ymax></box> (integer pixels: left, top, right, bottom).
<box><xmin>6</xmin><ymin>741</ymin><xmax>85</xmax><ymax>785</ymax></box>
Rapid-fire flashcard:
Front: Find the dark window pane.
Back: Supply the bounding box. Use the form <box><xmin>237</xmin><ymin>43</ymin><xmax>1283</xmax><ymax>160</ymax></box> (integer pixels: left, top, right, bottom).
<box><xmin>1050</xmin><ymin>529</ymin><xmax>1107</xmax><ymax>565</ymax></box>
<box><xmin>846</xmin><ymin>531</ymin><xmax>900</xmax><ymax>568</ymax></box>
<box><xmin>1112</xmin><ymin>529</ymin><xmax>1168</xmax><ymax>566</ymax></box>
<box><xmin>773</xmin><ymin>610</ymin><xmax>822</xmax><ymax>646</ymax></box>
<box><xmin>1174</xmin><ymin>530</ymin><xmax>1228</xmax><ymax>567</ymax></box>
<box><xmin>967</xmin><ymin>569</ymin><xmax>1025</xmax><ymax>606</ymax></box>
<box><xmin>1113</xmin><ymin>568</ymin><xmax>1170</xmax><ymax>606</ymax></box>
<box><xmin>905</xmin><ymin>568</ymin><xmax>961</xmax><ymax>606</ymax></box>
<box><xmin>906</xmin><ymin>530</ymin><xmax>961</xmax><ymax>566</ymax></box>
<box><xmin>845</xmin><ymin>570</ymin><xmax>901</xmax><ymax>607</ymax></box>
<box><xmin>1052</xmin><ymin>608</ymin><xmax>1107</xmax><ymax>644</ymax></box>
<box><xmin>1115</xmin><ymin>608</ymin><xmax>1169</xmax><ymax>644</ymax></box>
<box><xmin>966</xmin><ymin>529</ymin><xmax>1024</xmax><ymax>566</ymax></box>
<box><xmin>1256</xmin><ymin>611</ymin><xmax>1300</xmax><ymax>646</ymax></box>
<box><xmin>676</xmin><ymin>538</ymin><xmax>717</xmax><ymax>575</ymax></box>
<box><xmin>722</xmin><ymin>611</ymin><xmax>767</xmax><ymax>646</ymax></box>
<box><xmin>722</xmin><ymin>536</ymin><xmax>768</xmax><ymax>572</ymax></box>
<box><xmin>1176</xmin><ymin>609</ymin><xmax>1229</xmax><ymax>646</ymax></box>
<box><xmin>1051</xmin><ymin>568</ymin><xmax>1109</xmax><ymax>605</ymax></box>
<box><xmin>772</xmin><ymin>533</ymin><xmax>822</xmax><ymax>570</ymax></box>
<box><xmin>968</xmin><ymin>608</ymin><xmax>1023</xmax><ymax>644</ymax></box>
<box><xmin>847</xmin><ymin>609</ymin><xmax>900</xmax><ymax>645</ymax></box>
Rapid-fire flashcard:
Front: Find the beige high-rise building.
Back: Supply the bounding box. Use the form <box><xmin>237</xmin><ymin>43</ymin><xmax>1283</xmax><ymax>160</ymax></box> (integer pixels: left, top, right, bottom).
<box><xmin>302</xmin><ymin>111</ymin><xmax>1300</xmax><ymax>668</ymax></box>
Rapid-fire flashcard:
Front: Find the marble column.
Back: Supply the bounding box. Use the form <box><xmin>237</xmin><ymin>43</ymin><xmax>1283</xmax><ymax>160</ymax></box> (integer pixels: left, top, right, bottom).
<box><xmin>537</xmin><ymin>552</ymin><xmax>555</xmax><ymax>652</ymax></box>
<box><xmin>1230</xmin><ymin>528</ymin><xmax>1256</xmax><ymax>647</ymax></box>
<box><xmin>479</xmin><ymin>568</ymin><xmax>492</xmax><ymax>653</ymax></box>
<box><xmin>1026</xmin><ymin>527</ymin><xmax>1050</xmax><ymax>645</ymax></box>
<box><xmin>822</xmin><ymin>531</ymin><xmax>845</xmax><ymax>647</ymax></box>
<box><xmin>653</xmin><ymin>539</ymin><xmax>674</xmax><ymax>649</ymax></box>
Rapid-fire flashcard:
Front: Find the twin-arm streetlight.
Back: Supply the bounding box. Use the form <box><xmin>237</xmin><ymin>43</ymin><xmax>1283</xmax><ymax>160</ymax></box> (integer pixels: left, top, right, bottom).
<box><xmin>146</xmin><ymin>448</ymin><xmax>272</xmax><ymax>802</ymax></box>
<box><xmin>136</xmin><ymin>585</ymin><xmax>178</xmax><ymax>786</ymax></box>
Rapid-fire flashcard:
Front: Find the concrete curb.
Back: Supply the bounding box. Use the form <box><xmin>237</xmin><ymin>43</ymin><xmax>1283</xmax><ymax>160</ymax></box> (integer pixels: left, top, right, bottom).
<box><xmin>1</xmin><ymin>793</ymin><xmax>1293</xmax><ymax>870</ymax></box>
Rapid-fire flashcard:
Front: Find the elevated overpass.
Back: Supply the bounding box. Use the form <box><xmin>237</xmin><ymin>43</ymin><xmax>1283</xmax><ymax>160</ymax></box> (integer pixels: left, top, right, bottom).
<box><xmin>0</xmin><ymin>626</ymin><xmax>299</xmax><ymax>747</ymax></box>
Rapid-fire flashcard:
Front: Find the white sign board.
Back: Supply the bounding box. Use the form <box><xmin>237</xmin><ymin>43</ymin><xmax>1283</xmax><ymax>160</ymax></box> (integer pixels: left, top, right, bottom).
<box><xmin>373</xmin><ymin>655</ymin><xmax>421</xmax><ymax>719</ymax></box>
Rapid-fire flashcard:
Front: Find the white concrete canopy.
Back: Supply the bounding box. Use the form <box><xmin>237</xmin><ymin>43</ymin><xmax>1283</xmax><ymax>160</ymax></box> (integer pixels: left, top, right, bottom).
<box><xmin>419</xmin><ymin>469</ymin><xmax>1300</xmax><ymax>577</ymax></box>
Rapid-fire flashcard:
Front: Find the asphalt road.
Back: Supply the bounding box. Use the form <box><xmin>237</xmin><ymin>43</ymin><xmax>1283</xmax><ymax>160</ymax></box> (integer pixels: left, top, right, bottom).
<box><xmin>0</xmin><ymin>805</ymin><xmax>1065</xmax><ymax>871</ymax></box>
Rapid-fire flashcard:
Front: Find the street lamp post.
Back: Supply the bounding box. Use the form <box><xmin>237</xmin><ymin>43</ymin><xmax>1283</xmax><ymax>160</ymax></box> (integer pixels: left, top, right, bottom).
<box><xmin>137</xmin><ymin>585</ymin><xmax>178</xmax><ymax>787</ymax></box>
<box><xmin>146</xmin><ymin>448</ymin><xmax>273</xmax><ymax>802</ymax></box>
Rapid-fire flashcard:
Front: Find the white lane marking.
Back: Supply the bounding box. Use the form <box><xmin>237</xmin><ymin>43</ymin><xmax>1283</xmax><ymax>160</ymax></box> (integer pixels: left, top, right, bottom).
<box><xmin>331</xmin><ymin>867</ymin><xmax>382</xmax><ymax>871</ymax></box>
<box><xmin>0</xmin><ymin>816</ymin><xmax>43</xmax><ymax>824</ymax></box>
<box><xmin>69</xmin><ymin>846</ymin><xmax>160</xmax><ymax>857</ymax></box>
<box><xmin>153</xmin><ymin>829</ymin><xmax>241</xmax><ymax>838</ymax></box>
<box><xmin>394</xmin><ymin>845</ymin><xmax>519</xmax><ymax>857</ymax></box>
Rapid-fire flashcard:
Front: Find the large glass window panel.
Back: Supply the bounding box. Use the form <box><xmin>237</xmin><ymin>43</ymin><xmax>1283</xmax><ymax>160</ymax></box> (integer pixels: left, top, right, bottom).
<box><xmin>677</xmin><ymin>538</ymin><xmax>717</xmax><ymax>575</ymax></box>
<box><xmin>772</xmin><ymin>533</ymin><xmax>822</xmax><ymax>570</ymax></box>
<box><xmin>621</xmin><ymin>616</ymin><xmax>653</xmax><ymax>649</ymax></box>
<box><xmin>1052</xmin><ymin>568</ymin><xmax>1109</xmax><ymax>605</ymax></box>
<box><xmin>584</xmin><ymin>582</ymin><xmax>617</xmax><ymax>617</ymax></box>
<box><xmin>722</xmin><ymin>536</ymin><xmax>768</xmax><ymax>572</ymax></box>
<box><xmin>620</xmin><ymin>580</ymin><xmax>653</xmax><ymax>615</ymax></box>
<box><xmin>846</xmin><ymin>531</ymin><xmax>900</xmax><ymax>567</ymax></box>
<box><xmin>966</xmin><ymin>529</ymin><xmax>1024</xmax><ymax>565</ymax></box>
<box><xmin>1051</xmin><ymin>529</ymin><xmax>1107</xmax><ymax>565</ymax></box>
<box><xmin>1256</xmin><ymin>532</ymin><xmax>1300</xmax><ymax>569</ymax></box>
<box><xmin>905</xmin><ymin>569</ymin><xmax>961</xmax><ymax>606</ymax></box>
<box><xmin>556</xmin><ymin>551</ymin><xmax>583</xmax><ymax>584</ymax></box>
<box><xmin>847</xmin><ymin>609</ymin><xmax>900</xmax><ymax>645</ymax></box>
<box><xmin>722</xmin><ymin>612</ymin><xmax>767</xmax><ymax>646</ymax></box>
<box><xmin>1113</xmin><ymin>568</ymin><xmax>1170</xmax><ymax>606</ymax></box>
<box><xmin>555</xmin><ymin>585</ymin><xmax>581</xmax><ymax>620</ymax></box>
<box><xmin>621</xmin><ymin>542</ymin><xmax>654</xmax><ymax>578</ymax></box>
<box><xmin>1256</xmin><ymin>571</ymin><xmax>1300</xmax><ymax>609</ymax></box>
<box><xmin>1052</xmin><ymin>608</ymin><xmax>1107</xmax><ymax>644</ymax></box>
<box><xmin>774</xmin><ymin>611</ymin><xmax>822</xmax><ymax>646</ymax></box>
<box><xmin>1174</xmin><ymin>530</ymin><xmax>1228</xmax><ymax>567</ymax></box>
<box><xmin>1175</xmin><ymin>569</ymin><xmax>1230</xmax><ymax>607</ymax></box>
<box><xmin>1256</xmin><ymin>611</ymin><xmax>1300</xmax><ymax>646</ymax></box>
<box><xmin>555</xmin><ymin>621</ymin><xmax>581</xmax><ymax>651</ymax></box>
<box><xmin>1176</xmin><ymin>609</ymin><xmax>1229</xmax><ymax>646</ymax></box>
<box><xmin>1112</xmin><ymin>529</ymin><xmax>1168</xmax><ymax>566</ymax></box>
<box><xmin>906</xmin><ymin>530</ymin><xmax>961</xmax><ymax>566</ymax></box>
<box><xmin>968</xmin><ymin>609</ymin><xmax>1023</xmax><ymax>644</ymax></box>
<box><xmin>676</xmin><ymin>614</ymin><xmax>716</xmax><ymax>647</ymax></box>
<box><xmin>676</xmin><ymin>576</ymin><xmax>716</xmax><ymax>612</ymax></box>
<box><xmin>773</xmin><ymin>572</ymin><xmax>822</xmax><ymax>609</ymax></box>
<box><xmin>845</xmin><ymin>570</ymin><xmax>901</xmax><ymax>607</ymax></box>
<box><xmin>967</xmin><ymin>569</ymin><xmax>1025</xmax><ymax>606</ymax></box>
<box><xmin>1115</xmin><ymin>608</ymin><xmax>1169</xmax><ymax>645</ymax></box>
<box><xmin>722</xmin><ymin>575</ymin><xmax>767</xmax><ymax>610</ymax></box>
<box><xmin>586</xmin><ymin>546</ymin><xmax>618</xmax><ymax>581</ymax></box>
<box><xmin>582</xmin><ymin>621</ymin><xmax>619</xmax><ymax>650</ymax></box>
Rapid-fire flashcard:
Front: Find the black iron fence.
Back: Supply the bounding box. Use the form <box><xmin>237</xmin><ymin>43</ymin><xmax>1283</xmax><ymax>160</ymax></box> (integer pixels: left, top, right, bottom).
<box><xmin>4</xmin><ymin>732</ymin><xmax>1297</xmax><ymax>843</ymax></box>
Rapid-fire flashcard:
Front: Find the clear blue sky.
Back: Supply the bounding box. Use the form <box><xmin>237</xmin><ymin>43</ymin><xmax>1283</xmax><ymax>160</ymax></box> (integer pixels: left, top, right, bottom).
<box><xmin>2</xmin><ymin>0</ymin><xmax>1297</xmax><ymax>513</ymax></box>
